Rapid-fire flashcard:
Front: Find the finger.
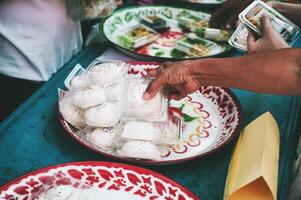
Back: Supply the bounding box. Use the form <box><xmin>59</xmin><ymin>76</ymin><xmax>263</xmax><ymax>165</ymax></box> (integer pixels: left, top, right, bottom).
<box><xmin>235</xmin><ymin>19</ymin><xmax>242</xmax><ymax>28</ymax></box>
<box><xmin>163</xmin><ymin>84</ymin><xmax>178</xmax><ymax>97</ymax></box>
<box><xmin>143</xmin><ymin>75</ymin><xmax>167</xmax><ymax>100</ymax></box>
<box><xmin>225</xmin><ymin>14</ymin><xmax>239</xmax><ymax>30</ymax></box>
<box><xmin>247</xmin><ymin>31</ymin><xmax>256</xmax><ymax>53</ymax></box>
<box><xmin>169</xmin><ymin>93</ymin><xmax>186</xmax><ymax>101</ymax></box>
<box><xmin>262</xmin><ymin>15</ymin><xmax>273</xmax><ymax>35</ymax></box>
<box><xmin>147</xmin><ymin>67</ymin><xmax>160</xmax><ymax>78</ymax></box>
<box><xmin>209</xmin><ymin>4</ymin><xmax>230</xmax><ymax>28</ymax></box>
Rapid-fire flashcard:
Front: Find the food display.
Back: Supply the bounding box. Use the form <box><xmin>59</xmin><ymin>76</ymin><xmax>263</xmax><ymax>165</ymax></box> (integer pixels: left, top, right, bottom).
<box><xmin>102</xmin><ymin>6</ymin><xmax>232</xmax><ymax>60</ymax></box>
<box><xmin>59</xmin><ymin>62</ymin><xmax>242</xmax><ymax>164</ymax></box>
<box><xmin>59</xmin><ymin>61</ymin><xmax>182</xmax><ymax>161</ymax></box>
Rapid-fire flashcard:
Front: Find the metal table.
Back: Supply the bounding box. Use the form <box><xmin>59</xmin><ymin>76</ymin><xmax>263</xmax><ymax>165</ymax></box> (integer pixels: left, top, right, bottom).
<box><xmin>0</xmin><ymin>44</ymin><xmax>300</xmax><ymax>200</ymax></box>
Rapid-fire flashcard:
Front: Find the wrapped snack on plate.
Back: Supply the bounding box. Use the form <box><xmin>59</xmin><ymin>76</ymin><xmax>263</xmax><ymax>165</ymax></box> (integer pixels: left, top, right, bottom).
<box><xmin>120</xmin><ymin>77</ymin><xmax>168</xmax><ymax>122</ymax></box>
<box><xmin>117</xmin><ymin>140</ymin><xmax>162</xmax><ymax>160</ymax></box>
<box><xmin>58</xmin><ymin>89</ymin><xmax>84</xmax><ymax>129</ymax></box>
<box><xmin>86</xmin><ymin>127</ymin><xmax>120</xmax><ymax>151</ymax></box>
<box><xmin>177</xmin><ymin>10</ymin><xmax>209</xmax><ymax>30</ymax></box>
<box><xmin>116</xmin><ymin>116</ymin><xmax>182</xmax><ymax>160</ymax></box>
<box><xmin>84</xmin><ymin>103</ymin><xmax>120</xmax><ymax>127</ymax></box>
<box><xmin>120</xmin><ymin>117</ymin><xmax>181</xmax><ymax>145</ymax></box>
<box><xmin>175</xmin><ymin>33</ymin><xmax>220</xmax><ymax>57</ymax></box>
<box><xmin>71</xmin><ymin>85</ymin><xmax>106</xmax><ymax>109</ymax></box>
<box><xmin>85</xmin><ymin>61</ymin><xmax>126</xmax><ymax>86</ymax></box>
<box><xmin>139</xmin><ymin>15</ymin><xmax>169</xmax><ymax>31</ymax></box>
<box><xmin>117</xmin><ymin>24</ymin><xmax>160</xmax><ymax>49</ymax></box>
<box><xmin>195</xmin><ymin>27</ymin><xmax>231</xmax><ymax>42</ymax></box>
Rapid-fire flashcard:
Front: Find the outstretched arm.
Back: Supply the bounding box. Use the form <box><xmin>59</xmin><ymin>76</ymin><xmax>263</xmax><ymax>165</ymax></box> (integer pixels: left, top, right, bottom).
<box><xmin>144</xmin><ymin>48</ymin><xmax>301</xmax><ymax>100</ymax></box>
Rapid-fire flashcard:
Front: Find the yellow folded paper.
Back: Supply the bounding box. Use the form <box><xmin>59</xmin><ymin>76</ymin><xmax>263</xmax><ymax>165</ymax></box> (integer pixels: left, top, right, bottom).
<box><xmin>224</xmin><ymin>112</ymin><xmax>280</xmax><ymax>200</ymax></box>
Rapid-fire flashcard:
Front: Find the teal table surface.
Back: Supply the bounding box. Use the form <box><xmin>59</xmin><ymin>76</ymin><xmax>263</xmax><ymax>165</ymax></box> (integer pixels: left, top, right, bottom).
<box><xmin>0</xmin><ymin>44</ymin><xmax>300</xmax><ymax>200</ymax></box>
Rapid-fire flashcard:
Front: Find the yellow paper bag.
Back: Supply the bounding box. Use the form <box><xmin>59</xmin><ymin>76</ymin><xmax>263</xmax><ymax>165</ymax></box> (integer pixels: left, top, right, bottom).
<box><xmin>224</xmin><ymin>112</ymin><xmax>280</xmax><ymax>200</ymax></box>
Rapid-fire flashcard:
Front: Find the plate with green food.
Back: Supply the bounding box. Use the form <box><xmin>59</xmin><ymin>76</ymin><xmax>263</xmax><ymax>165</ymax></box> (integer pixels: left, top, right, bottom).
<box><xmin>101</xmin><ymin>5</ymin><xmax>232</xmax><ymax>61</ymax></box>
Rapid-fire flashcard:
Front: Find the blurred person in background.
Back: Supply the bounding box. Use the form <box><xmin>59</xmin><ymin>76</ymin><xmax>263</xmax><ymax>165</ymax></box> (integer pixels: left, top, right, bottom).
<box><xmin>0</xmin><ymin>0</ymin><xmax>121</xmax><ymax>122</ymax></box>
<box><xmin>0</xmin><ymin>0</ymin><xmax>82</xmax><ymax>122</ymax></box>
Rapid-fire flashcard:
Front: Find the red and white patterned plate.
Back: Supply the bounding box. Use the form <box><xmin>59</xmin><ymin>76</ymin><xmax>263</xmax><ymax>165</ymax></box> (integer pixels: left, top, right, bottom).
<box><xmin>0</xmin><ymin>161</ymin><xmax>199</xmax><ymax>200</ymax></box>
<box><xmin>59</xmin><ymin>62</ymin><xmax>243</xmax><ymax>165</ymax></box>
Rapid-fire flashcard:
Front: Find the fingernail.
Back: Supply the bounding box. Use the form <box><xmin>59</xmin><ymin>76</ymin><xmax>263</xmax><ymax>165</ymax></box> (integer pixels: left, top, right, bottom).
<box><xmin>142</xmin><ymin>92</ymin><xmax>150</xmax><ymax>100</ymax></box>
<box><xmin>226</xmin><ymin>24</ymin><xmax>231</xmax><ymax>29</ymax></box>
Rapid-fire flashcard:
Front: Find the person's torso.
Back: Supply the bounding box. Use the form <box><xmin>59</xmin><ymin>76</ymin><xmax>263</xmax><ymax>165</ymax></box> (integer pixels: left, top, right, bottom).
<box><xmin>0</xmin><ymin>0</ymin><xmax>82</xmax><ymax>81</ymax></box>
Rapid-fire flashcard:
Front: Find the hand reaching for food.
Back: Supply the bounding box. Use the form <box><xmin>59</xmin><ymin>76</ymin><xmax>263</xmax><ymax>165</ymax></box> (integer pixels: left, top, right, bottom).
<box><xmin>143</xmin><ymin>61</ymin><xmax>201</xmax><ymax>101</ymax></box>
<box><xmin>247</xmin><ymin>15</ymin><xmax>289</xmax><ymax>54</ymax></box>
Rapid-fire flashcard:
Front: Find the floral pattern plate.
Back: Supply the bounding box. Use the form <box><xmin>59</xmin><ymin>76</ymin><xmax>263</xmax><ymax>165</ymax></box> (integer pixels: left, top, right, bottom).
<box><xmin>59</xmin><ymin>62</ymin><xmax>242</xmax><ymax>165</ymax></box>
<box><xmin>101</xmin><ymin>5</ymin><xmax>232</xmax><ymax>61</ymax></box>
<box><xmin>0</xmin><ymin>161</ymin><xmax>199</xmax><ymax>200</ymax></box>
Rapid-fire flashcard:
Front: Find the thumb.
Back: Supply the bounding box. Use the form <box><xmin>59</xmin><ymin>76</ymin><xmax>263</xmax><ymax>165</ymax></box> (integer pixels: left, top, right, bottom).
<box><xmin>143</xmin><ymin>75</ymin><xmax>166</xmax><ymax>100</ymax></box>
<box><xmin>247</xmin><ymin>31</ymin><xmax>256</xmax><ymax>53</ymax></box>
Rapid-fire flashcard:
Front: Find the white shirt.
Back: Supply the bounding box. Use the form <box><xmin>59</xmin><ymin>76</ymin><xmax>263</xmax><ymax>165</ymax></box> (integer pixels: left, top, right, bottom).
<box><xmin>0</xmin><ymin>0</ymin><xmax>83</xmax><ymax>81</ymax></box>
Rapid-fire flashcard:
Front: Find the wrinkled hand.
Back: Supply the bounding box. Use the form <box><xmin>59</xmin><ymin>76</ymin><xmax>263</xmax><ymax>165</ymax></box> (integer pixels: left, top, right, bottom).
<box><xmin>209</xmin><ymin>0</ymin><xmax>253</xmax><ymax>29</ymax></box>
<box><xmin>143</xmin><ymin>61</ymin><xmax>201</xmax><ymax>101</ymax></box>
<box><xmin>247</xmin><ymin>15</ymin><xmax>289</xmax><ymax>54</ymax></box>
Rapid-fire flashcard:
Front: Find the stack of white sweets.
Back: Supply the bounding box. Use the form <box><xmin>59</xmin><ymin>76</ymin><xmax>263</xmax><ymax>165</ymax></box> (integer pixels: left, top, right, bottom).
<box><xmin>59</xmin><ymin>61</ymin><xmax>181</xmax><ymax>160</ymax></box>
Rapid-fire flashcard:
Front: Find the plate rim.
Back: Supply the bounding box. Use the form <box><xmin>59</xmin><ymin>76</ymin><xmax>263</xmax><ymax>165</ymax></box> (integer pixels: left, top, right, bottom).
<box><xmin>0</xmin><ymin>161</ymin><xmax>199</xmax><ymax>199</ymax></box>
<box><xmin>100</xmin><ymin>5</ymin><xmax>233</xmax><ymax>61</ymax></box>
<box><xmin>58</xmin><ymin>61</ymin><xmax>243</xmax><ymax>165</ymax></box>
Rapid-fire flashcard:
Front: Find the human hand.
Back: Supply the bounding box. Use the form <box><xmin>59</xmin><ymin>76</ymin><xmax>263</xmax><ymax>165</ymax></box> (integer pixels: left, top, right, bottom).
<box><xmin>247</xmin><ymin>15</ymin><xmax>289</xmax><ymax>54</ymax></box>
<box><xmin>209</xmin><ymin>0</ymin><xmax>253</xmax><ymax>29</ymax></box>
<box><xmin>143</xmin><ymin>61</ymin><xmax>201</xmax><ymax>101</ymax></box>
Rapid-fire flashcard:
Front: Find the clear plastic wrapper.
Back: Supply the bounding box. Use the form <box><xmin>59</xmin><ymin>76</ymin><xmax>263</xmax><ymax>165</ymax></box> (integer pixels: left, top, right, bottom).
<box><xmin>175</xmin><ymin>33</ymin><xmax>219</xmax><ymax>57</ymax></box>
<box><xmin>85</xmin><ymin>127</ymin><xmax>120</xmax><ymax>151</ymax></box>
<box><xmin>84</xmin><ymin>103</ymin><xmax>120</xmax><ymax>127</ymax></box>
<box><xmin>119</xmin><ymin>116</ymin><xmax>182</xmax><ymax>145</ymax></box>
<box><xmin>239</xmin><ymin>0</ymin><xmax>300</xmax><ymax>43</ymax></box>
<box><xmin>120</xmin><ymin>77</ymin><xmax>168</xmax><ymax>122</ymax></box>
<box><xmin>105</xmin><ymin>83</ymin><xmax>121</xmax><ymax>102</ymax></box>
<box><xmin>177</xmin><ymin>10</ymin><xmax>209</xmax><ymax>30</ymax></box>
<box><xmin>66</xmin><ymin>0</ymin><xmax>117</xmax><ymax>20</ymax></box>
<box><xmin>70</xmin><ymin>85</ymin><xmax>106</xmax><ymax>109</ymax></box>
<box><xmin>31</xmin><ymin>172</ymin><xmax>90</xmax><ymax>200</ymax></box>
<box><xmin>59</xmin><ymin>60</ymin><xmax>182</xmax><ymax>161</ymax></box>
<box><xmin>139</xmin><ymin>15</ymin><xmax>168</xmax><ymax>31</ymax></box>
<box><xmin>117</xmin><ymin>24</ymin><xmax>160</xmax><ymax>49</ymax></box>
<box><xmin>85</xmin><ymin>61</ymin><xmax>126</xmax><ymax>86</ymax></box>
<box><xmin>195</xmin><ymin>27</ymin><xmax>231</xmax><ymax>42</ymax></box>
<box><xmin>117</xmin><ymin>140</ymin><xmax>163</xmax><ymax>160</ymax></box>
<box><xmin>58</xmin><ymin>89</ymin><xmax>85</xmax><ymax>129</ymax></box>
<box><xmin>228</xmin><ymin>24</ymin><xmax>249</xmax><ymax>51</ymax></box>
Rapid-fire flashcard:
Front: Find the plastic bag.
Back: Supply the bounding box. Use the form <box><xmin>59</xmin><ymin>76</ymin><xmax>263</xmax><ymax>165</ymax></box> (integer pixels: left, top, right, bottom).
<box><xmin>65</xmin><ymin>0</ymin><xmax>117</xmax><ymax>20</ymax></box>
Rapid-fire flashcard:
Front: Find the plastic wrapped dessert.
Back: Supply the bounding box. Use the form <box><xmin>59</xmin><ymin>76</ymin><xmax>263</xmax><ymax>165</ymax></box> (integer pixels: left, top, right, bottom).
<box><xmin>117</xmin><ymin>24</ymin><xmax>160</xmax><ymax>49</ymax></box>
<box><xmin>120</xmin><ymin>77</ymin><xmax>168</xmax><ymax>122</ymax></box>
<box><xmin>139</xmin><ymin>15</ymin><xmax>169</xmax><ymax>32</ymax></box>
<box><xmin>175</xmin><ymin>33</ymin><xmax>221</xmax><ymax>57</ymax></box>
<box><xmin>177</xmin><ymin>10</ymin><xmax>209</xmax><ymax>30</ymax></box>
<box><xmin>195</xmin><ymin>27</ymin><xmax>231</xmax><ymax>42</ymax></box>
<box><xmin>58</xmin><ymin>61</ymin><xmax>182</xmax><ymax>161</ymax></box>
